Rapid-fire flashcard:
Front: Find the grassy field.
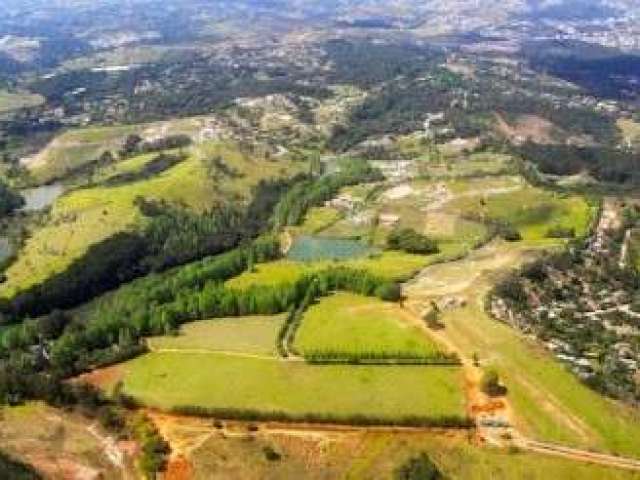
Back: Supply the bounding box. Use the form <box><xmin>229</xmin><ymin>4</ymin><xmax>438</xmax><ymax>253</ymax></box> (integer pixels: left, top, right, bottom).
<box><xmin>148</xmin><ymin>315</ymin><xmax>286</xmax><ymax>356</ymax></box>
<box><xmin>102</xmin><ymin>351</ymin><xmax>465</xmax><ymax>419</ymax></box>
<box><xmin>448</xmin><ymin>186</ymin><xmax>594</xmax><ymax>243</ymax></box>
<box><xmin>2</xmin><ymin>141</ymin><xmax>303</xmax><ymax>298</ymax></box>
<box><xmin>0</xmin><ymin>90</ymin><xmax>44</xmax><ymax>113</ymax></box>
<box><xmin>294</xmin><ymin>293</ymin><xmax>445</xmax><ymax>358</ymax></box>
<box><xmin>295</xmin><ymin>206</ymin><xmax>342</xmax><ymax>234</ymax></box>
<box><xmin>23</xmin><ymin>117</ymin><xmax>238</xmax><ymax>184</ymax></box>
<box><xmin>226</xmin><ymin>251</ymin><xmax>437</xmax><ymax>291</ymax></box>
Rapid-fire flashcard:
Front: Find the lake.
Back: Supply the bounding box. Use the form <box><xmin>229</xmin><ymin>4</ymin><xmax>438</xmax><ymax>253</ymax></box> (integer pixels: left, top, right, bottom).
<box><xmin>287</xmin><ymin>235</ymin><xmax>376</xmax><ymax>262</ymax></box>
<box><xmin>20</xmin><ymin>183</ymin><xmax>64</xmax><ymax>211</ymax></box>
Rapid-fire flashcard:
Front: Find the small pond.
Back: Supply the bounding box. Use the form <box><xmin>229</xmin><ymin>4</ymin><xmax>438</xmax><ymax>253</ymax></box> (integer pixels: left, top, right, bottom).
<box><xmin>0</xmin><ymin>236</ymin><xmax>12</xmax><ymax>263</ymax></box>
<box><xmin>20</xmin><ymin>183</ymin><xmax>64</xmax><ymax>211</ymax></box>
<box><xmin>287</xmin><ymin>235</ymin><xmax>377</xmax><ymax>262</ymax></box>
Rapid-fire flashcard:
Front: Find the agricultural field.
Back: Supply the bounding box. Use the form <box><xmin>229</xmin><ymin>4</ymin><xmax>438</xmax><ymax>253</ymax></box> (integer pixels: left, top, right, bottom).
<box><xmin>0</xmin><ymin>90</ymin><xmax>44</xmax><ymax>113</ymax></box>
<box><xmin>97</xmin><ymin>351</ymin><xmax>465</xmax><ymax>419</ymax></box>
<box><xmin>293</xmin><ymin>293</ymin><xmax>446</xmax><ymax>359</ymax></box>
<box><xmin>148</xmin><ymin>315</ymin><xmax>286</xmax><ymax>356</ymax></box>
<box><xmin>0</xmin><ymin>402</ymin><xmax>135</xmax><ymax>478</ymax></box>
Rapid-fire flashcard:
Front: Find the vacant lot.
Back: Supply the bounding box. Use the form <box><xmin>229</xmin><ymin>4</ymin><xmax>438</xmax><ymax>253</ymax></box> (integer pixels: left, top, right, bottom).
<box><xmin>294</xmin><ymin>293</ymin><xmax>445</xmax><ymax>358</ymax></box>
<box><xmin>0</xmin><ymin>402</ymin><xmax>133</xmax><ymax>479</ymax></box>
<box><xmin>148</xmin><ymin>315</ymin><xmax>286</xmax><ymax>356</ymax></box>
<box><xmin>102</xmin><ymin>351</ymin><xmax>465</xmax><ymax>420</ymax></box>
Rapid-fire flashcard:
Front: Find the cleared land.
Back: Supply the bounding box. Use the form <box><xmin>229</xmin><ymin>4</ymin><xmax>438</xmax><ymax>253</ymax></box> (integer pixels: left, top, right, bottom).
<box><xmin>151</xmin><ymin>414</ymin><xmax>640</xmax><ymax>480</ymax></box>
<box><xmin>294</xmin><ymin>293</ymin><xmax>445</xmax><ymax>358</ymax></box>
<box><xmin>148</xmin><ymin>315</ymin><xmax>286</xmax><ymax>356</ymax></box>
<box><xmin>0</xmin><ymin>90</ymin><xmax>44</xmax><ymax>113</ymax></box>
<box><xmin>100</xmin><ymin>351</ymin><xmax>465</xmax><ymax>419</ymax></box>
<box><xmin>0</xmin><ymin>402</ymin><xmax>134</xmax><ymax>479</ymax></box>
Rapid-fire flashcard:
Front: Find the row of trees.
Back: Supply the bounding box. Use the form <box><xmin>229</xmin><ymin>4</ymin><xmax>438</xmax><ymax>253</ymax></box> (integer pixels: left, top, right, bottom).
<box><xmin>0</xmin><ymin>180</ymin><xmax>24</xmax><ymax>217</ymax></box>
<box><xmin>2</xmin><ymin>175</ymin><xmax>300</xmax><ymax>320</ymax></box>
<box><xmin>273</xmin><ymin>158</ymin><xmax>383</xmax><ymax>228</ymax></box>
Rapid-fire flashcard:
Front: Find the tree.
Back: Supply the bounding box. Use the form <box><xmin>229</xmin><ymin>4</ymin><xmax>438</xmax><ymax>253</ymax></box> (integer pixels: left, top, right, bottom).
<box><xmin>481</xmin><ymin>368</ymin><xmax>507</xmax><ymax>397</ymax></box>
<box><xmin>423</xmin><ymin>301</ymin><xmax>442</xmax><ymax>329</ymax></box>
<box><xmin>375</xmin><ymin>283</ymin><xmax>402</xmax><ymax>302</ymax></box>
<box><xmin>387</xmin><ymin>228</ymin><xmax>439</xmax><ymax>255</ymax></box>
<box><xmin>0</xmin><ymin>181</ymin><xmax>24</xmax><ymax>217</ymax></box>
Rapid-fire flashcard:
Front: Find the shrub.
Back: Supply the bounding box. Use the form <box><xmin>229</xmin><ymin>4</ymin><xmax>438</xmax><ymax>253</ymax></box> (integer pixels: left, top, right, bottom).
<box><xmin>387</xmin><ymin>228</ymin><xmax>439</xmax><ymax>255</ymax></box>
<box><xmin>481</xmin><ymin>369</ymin><xmax>507</xmax><ymax>397</ymax></box>
<box><xmin>375</xmin><ymin>282</ymin><xmax>402</xmax><ymax>302</ymax></box>
<box><xmin>394</xmin><ymin>453</ymin><xmax>442</xmax><ymax>480</ymax></box>
<box><xmin>546</xmin><ymin>226</ymin><xmax>576</xmax><ymax>239</ymax></box>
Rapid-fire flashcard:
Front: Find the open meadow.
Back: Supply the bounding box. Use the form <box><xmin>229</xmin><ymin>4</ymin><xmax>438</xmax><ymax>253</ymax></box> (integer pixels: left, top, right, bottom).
<box><xmin>151</xmin><ymin>414</ymin><xmax>640</xmax><ymax>480</ymax></box>
<box><xmin>148</xmin><ymin>315</ymin><xmax>286</xmax><ymax>356</ymax></box>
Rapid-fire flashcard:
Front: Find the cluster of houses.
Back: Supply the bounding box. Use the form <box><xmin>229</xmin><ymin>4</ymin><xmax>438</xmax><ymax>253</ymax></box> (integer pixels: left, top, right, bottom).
<box><xmin>491</xmin><ymin>206</ymin><xmax>640</xmax><ymax>400</ymax></box>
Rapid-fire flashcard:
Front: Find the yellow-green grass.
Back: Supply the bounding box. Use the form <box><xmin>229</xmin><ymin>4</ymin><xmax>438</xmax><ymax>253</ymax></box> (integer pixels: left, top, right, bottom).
<box><xmin>148</xmin><ymin>315</ymin><xmax>286</xmax><ymax>356</ymax></box>
<box><xmin>106</xmin><ymin>351</ymin><xmax>465</xmax><ymax>418</ymax></box>
<box><xmin>342</xmin><ymin>432</ymin><xmax>640</xmax><ymax>480</ymax></box>
<box><xmin>447</xmin><ymin>186</ymin><xmax>594</xmax><ymax>244</ymax></box>
<box><xmin>446</xmin><ymin>302</ymin><xmax>640</xmax><ymax>458</ymax></box>
<box><xmin>186</xmin><ymin>427</ymin><xmax>640</xmax><ymax>480</ymax></box>
<box><xmin>3</xmin><ymin>142</ymin><xmax>303</xmax><ymax>297</ymax></box>
<box><xmin>24</xmin><ymin>117</ymin><xmax>240</xmax><ymax>184</ymax></box>
<box><xmin>294</xmin><ymin>293</ymin><xmax>444</xmax><ymax>357</ymax></box>
<box><xmin>294</xmin><ymin>206</ymin><xmax>342</xmax><ymax>234</ymax></box>
<box><xmin>413</xmin><ymin>242</ymin><xmax>640</xmax><ymax>458</ymax></box>
<box><xmin>226</xmin><ymin>251</ymin><xmax>437</xmax><ymax>291</ymax></box>
<box><xmin>0</xmin><ymin>90</ymin><xmax>44</xmax><ymax>113</ymax></box>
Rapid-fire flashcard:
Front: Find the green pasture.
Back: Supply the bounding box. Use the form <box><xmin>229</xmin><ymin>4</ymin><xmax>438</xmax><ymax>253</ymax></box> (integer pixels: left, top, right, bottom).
<box><xmin>294</xmin><ymin>293</ymin><xmax>445</xmax><ymax>358</ymax></box>
<box><xmin>108</xmin><ymin>351</ymin><xmax>465</xmax><ymax>419</ymax></box>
